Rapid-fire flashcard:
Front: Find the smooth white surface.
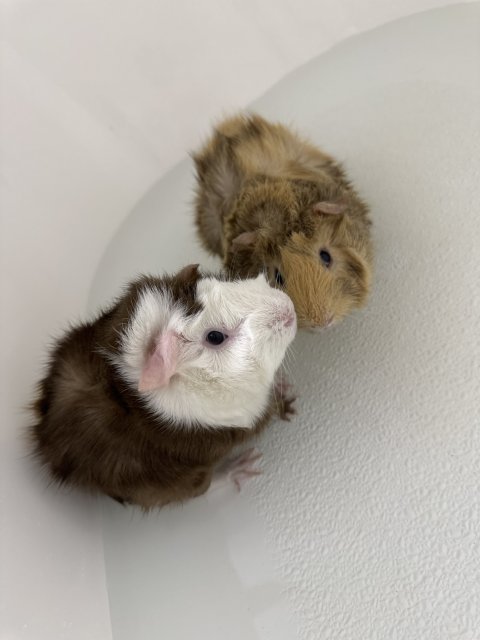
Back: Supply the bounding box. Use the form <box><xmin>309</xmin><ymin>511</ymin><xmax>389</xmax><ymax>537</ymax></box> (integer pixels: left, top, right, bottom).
<box><xmin>91</xmin><ymin>5</ymin><xmax>480</xmax><ymax>639</ymax></box>
<box><xmin>1</xmin><ymin>1</ymin><xmax>478</xmax><ymax>639</ymax></box>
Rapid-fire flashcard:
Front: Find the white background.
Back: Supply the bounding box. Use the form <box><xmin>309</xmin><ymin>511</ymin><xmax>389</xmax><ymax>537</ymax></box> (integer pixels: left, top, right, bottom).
<box><xmin>1</xmin><ymin>2</ymin><xmax>478</xmax><ymax>639</ymax></box>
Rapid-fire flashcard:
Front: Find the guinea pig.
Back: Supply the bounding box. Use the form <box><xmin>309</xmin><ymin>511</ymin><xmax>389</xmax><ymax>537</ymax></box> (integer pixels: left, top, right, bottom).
<box><xmin>30</xmin><ymin>265</ymin><xmax>296</xmax><ymax>510</ymax></box>
<box><xmin>193</xmin><ymin>113</ymin><xmax>373</xmax><ymax>329</ymax></box>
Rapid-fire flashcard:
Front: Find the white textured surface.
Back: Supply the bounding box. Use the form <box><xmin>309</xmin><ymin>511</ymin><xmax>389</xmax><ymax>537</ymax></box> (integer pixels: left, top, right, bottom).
<box><xmin>2</xmin><ymin>1</ymin><xmax>479</xmax><ymax>638</ymax></box>
<box><xmin>90</xmin><ymin>5</ymin><xmax>480</xmax><ymax>639</ymax></box>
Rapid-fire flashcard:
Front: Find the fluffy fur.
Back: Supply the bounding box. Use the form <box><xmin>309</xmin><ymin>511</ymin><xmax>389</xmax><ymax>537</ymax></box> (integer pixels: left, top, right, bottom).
<box><xmin>30</xmin><ymin>266</ymin><xmax>296</xmax><ymax>509</ymax></box>
<box><xmin>193</xmin><ymin>113</ymin><xmax>373</xmax><ymax>328</ymax></box>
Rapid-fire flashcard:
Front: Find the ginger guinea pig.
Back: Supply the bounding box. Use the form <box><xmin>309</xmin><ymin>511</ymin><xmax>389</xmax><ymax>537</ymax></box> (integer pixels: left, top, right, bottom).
<box><xmin>193</xmin><ymin>113</ymin><xmax>373</xmax><ymax>329</ymax></box>
<box><xmin>30</xmin><ymin>265</ymin><xmax>296</xmax><ymax>510</ymax></box>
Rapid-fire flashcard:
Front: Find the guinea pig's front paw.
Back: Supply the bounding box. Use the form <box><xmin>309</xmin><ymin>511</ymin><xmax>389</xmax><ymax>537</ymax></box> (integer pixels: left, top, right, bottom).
<box><xmin>274</xmin><ymin>374</ymin><xmax>296</xmax><ymax>420</ymax></box>
<box><xmin>216</xmin><ymin>448</ymin><xmax>263</xmax><ymax>491</ymax></box>
<box><xmin>277</xmin><ymin>395</ymin><xmax>296</xmax><ymax>421</ymax></box>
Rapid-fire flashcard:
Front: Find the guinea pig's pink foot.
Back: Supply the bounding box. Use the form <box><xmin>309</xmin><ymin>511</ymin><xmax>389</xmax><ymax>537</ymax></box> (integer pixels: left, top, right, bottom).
<box><xmin>214</xmin><ymin>448</ymin><xmax>263</xmax><ymax>492</ymax></box>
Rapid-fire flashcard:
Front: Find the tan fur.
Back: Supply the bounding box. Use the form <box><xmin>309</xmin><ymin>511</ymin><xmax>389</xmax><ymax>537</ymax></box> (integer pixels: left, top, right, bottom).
<box><xmin>219</xmin><ymin>115</ymin><xmax>339</xmax><ymax>180</ymax></box>
<box><xmin>193</xmin><ymin>113</ymin><xmax>373</xmax><ymax>328</ymax></box>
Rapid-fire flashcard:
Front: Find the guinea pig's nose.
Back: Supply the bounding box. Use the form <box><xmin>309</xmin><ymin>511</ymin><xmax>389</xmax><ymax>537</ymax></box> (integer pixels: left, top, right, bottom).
<box><xmin>273</xmin><ymin>303</ymin><xmax>296</xmax><ymax>329</ymax></box>
<box><xmin>283</xmin><ymin>310</ymin><xmax>296</xmax><ymax>327</ymax></box>
<box><xmin>309</xmin><ymin>314</ymin><xmax>334</xmax><ymax>330</ymax></box>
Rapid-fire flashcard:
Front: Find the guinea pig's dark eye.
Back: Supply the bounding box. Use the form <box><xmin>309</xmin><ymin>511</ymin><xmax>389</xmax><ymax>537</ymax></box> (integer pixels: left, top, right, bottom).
<box><xmin>319</xmin><ymin>249</ymin><xmax>332</xmax><ymax>267</ymax></box>
<box><xmin>206</xmin><ymin>330</ymin><xmax>227</xmax><ymax>346</ymax></box>
<box><xmin>274</xmin><ymin>269</ymin><xmax>285</xmax><ymax>286</ymax></box>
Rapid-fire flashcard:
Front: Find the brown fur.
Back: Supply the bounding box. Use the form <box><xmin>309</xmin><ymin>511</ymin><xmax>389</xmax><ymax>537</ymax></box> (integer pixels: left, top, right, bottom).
<box><xmin>193</xmin><ymin>113</ymin><xmax>373</xmax><ymax>328</ymax></box>
<box><xmin>30</xmin><ymin>267</ymin><xmax>291</xmax><ymax>510</ymax></box>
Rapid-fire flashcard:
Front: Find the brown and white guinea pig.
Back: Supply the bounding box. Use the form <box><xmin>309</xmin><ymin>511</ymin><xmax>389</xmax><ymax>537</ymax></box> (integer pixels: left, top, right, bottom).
<box><xmin>30</xmin><ymin>265</ymin><xmax>296</xmax><ymax>510</ymax></box>
<box><xmin>193</xmin><ymin>113</ymin><xmax>373</xmax><ymax>329</ymax></box>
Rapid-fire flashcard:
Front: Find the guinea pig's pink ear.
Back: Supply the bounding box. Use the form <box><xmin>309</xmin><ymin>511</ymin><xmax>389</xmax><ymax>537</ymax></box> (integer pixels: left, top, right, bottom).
<box><xmin>138</xmin><ymin>331</ymin><xmax>178</xmax><ymax>392</ymax></box>
<box><xmin>231</xmin><ymin>231</ymin><xmax>258</xmax><ymax>252</ymax></box>
<box><xmin>313</xmin><ymin>201</ymin><xmax>348</xmax><ymax>215</ymax></box>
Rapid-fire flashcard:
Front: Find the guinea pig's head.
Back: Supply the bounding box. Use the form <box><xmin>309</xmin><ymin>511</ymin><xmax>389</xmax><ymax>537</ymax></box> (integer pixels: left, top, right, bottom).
<box><xmin>118</xmin><ymin>265</ymin><xmax>296</xmax><ymax>429</ymax></box>
<box><xmin>275</xmin><ymin>205</ymin><xmax>372</xmax><ymax>329</ymax></box>
<box><xmin>229</xmin><ymin>182</ymin><xmax>372</xmax><ymax>329</ymax></box>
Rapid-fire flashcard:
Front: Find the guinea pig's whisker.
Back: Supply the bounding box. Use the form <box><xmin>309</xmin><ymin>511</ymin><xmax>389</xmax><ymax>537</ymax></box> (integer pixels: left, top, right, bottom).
<box><xmin>281</xmin><ymin>347</ymin><xmax>295</xmax><ymax>380</ymax></box>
